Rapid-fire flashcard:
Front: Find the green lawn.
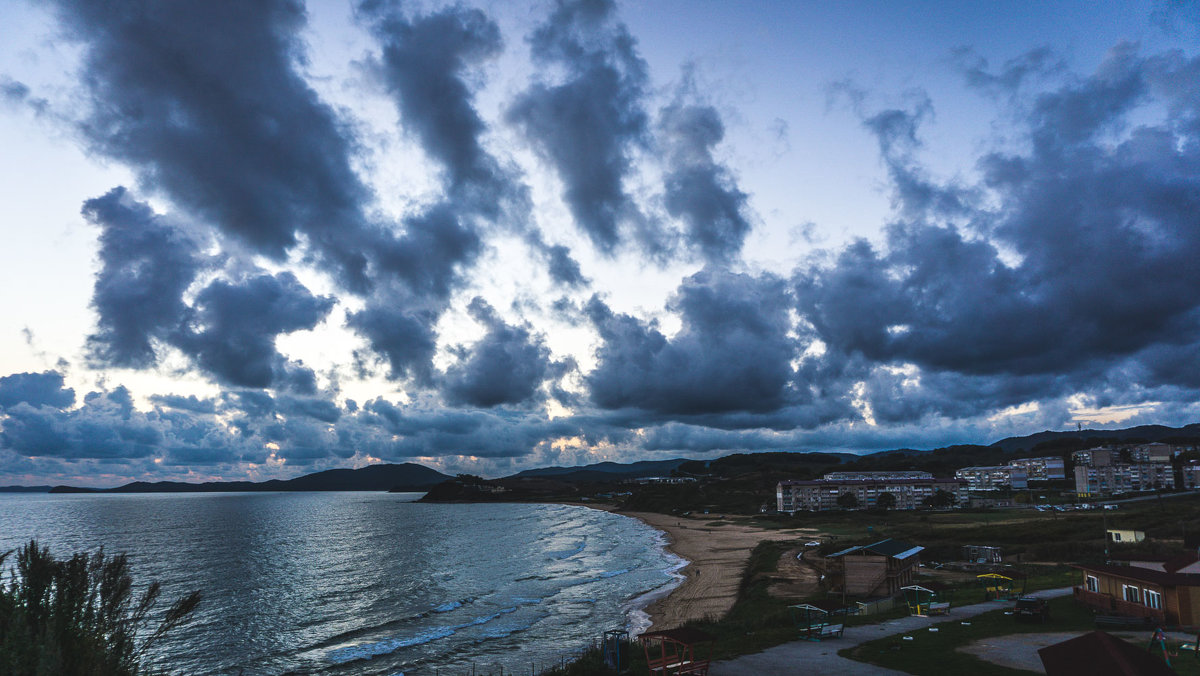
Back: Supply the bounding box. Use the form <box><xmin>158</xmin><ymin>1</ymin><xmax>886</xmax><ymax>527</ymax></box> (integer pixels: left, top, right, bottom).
<box><xmin>840</xmin><ymin>596</ymin><xmax>1199</xmax><ymax>676</ymax></box>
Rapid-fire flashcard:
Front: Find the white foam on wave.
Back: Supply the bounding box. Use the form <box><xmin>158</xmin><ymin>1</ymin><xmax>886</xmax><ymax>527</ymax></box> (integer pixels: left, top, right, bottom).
<box><xmin>624</xmin><ymin>531</ymin><xmax>688</xmax><ymax>637</ymax></box>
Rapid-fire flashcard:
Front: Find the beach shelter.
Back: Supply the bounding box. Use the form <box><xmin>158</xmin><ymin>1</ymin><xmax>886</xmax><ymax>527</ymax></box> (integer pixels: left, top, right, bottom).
<box><xmin>977</xmin><ymin>572</ymin><xmax>1023</xmax><ymax>600</ymax></box>
<box><xmin>788</xmin><ymin>603</ymin><xmax>829</xmax><ymax>638</ymax></box>
<box><xmin>639</xmin><ymin>627</ymin><xmax>714</xmax><ymax>676</ymax></box>
<box><xmin>1038</xmin><ymin>631</ymin><xmax>1175</xmax><ymax>676</ymax></box>
<box><xmin>901</xmin><ymin>582</ymin><xmax>952</xmax><ymax>616</ymax></box>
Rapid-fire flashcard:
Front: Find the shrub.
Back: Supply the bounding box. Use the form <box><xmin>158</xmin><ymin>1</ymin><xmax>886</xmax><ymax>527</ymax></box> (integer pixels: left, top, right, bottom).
<box><xmin>0</xmin><ymin>540</ymin><xmax>200</xmax><ymax>676</ymax></box>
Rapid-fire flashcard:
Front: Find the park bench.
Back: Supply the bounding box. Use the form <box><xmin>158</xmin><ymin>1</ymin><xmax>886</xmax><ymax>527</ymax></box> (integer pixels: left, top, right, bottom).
<box><xmin>927</xmin><ymin>601</ymin><xmax>951</xmax><ymax>615</ymax></box>
<box><xmin>817</xmin><ymin>623</ymin><xmax>844</xmax><ymax>639</ymax></box>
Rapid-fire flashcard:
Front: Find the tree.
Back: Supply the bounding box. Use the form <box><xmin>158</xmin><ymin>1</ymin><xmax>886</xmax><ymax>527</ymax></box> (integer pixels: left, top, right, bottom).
<box><xmin>0</xmin><ymin>540</ymin><xmax>200</xmax><ymax>676</ymax></box>
<box><xmin>875</xmin><ymin>492</ymin><xmax>897</xmax><ymax>511</ymax></box>
<box><xmin>836</xmin><ymin>492</ymin><xmax>859</xmax><ymax>510</ymax></box>
<box><xmin>923</xmin><ymin>489</ymin><xmax>957</xmax><ymax>509</ymax></box>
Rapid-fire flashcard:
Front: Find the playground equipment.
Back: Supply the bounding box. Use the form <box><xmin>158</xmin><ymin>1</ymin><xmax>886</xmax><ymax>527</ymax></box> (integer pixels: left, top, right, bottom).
<box><xmin>977</xmin><ymin>572</ymin><xmax>1025</xmax><ymax>601</ymax></box>
<box><xmin>788</xmin><ymin>603</ymin><xmax>845</xmax><ymax>641</ymax></box>
<box><xmin>901</xmin><ymin>583</ymin><xmax>952</xmax><ymax>616</ymax></box>
<box><xmin>639</xmin><ymin>627</ymin><xmax>714</xmax><ymax>675</ymax></box>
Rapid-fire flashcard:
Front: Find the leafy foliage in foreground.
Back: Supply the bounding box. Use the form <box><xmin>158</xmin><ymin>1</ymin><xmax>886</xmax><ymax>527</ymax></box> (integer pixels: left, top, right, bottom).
<box><xmin>0</xmin><ymin>540</ymin><xmax>200</xmax><ymax>676</ymax></box>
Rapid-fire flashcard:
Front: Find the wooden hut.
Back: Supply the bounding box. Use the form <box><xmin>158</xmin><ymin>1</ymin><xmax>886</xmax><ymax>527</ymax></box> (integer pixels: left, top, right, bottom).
<box><xmin>825</xmin><ymin>538</ymin><xmax>924</xmax><ymax>597</ymax></box>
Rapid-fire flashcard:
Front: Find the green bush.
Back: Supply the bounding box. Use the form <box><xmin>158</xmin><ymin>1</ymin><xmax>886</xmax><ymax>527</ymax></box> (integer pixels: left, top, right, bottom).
<box><xmin>0</xmin><ymin>540</ymin><xmax>200</xmax><ymax>676</ymax></box>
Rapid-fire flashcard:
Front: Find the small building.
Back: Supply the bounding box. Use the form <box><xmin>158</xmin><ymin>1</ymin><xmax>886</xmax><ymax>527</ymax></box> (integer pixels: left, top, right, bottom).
<box><xmin>826</xmin><ymin>538</ymin><xmax>923</xmax><ymax>597</ymax></box>
<box><xmin>1129</xmin><ymin>442</ymin><xmax>1176</xmax><ymax>464</ymax></box>
<box><xmin>1106</xmin><ymin>529</ymin><xmax>1146</xmax><ymax>544</ymax></box>
<box><xmin>1073</xmin><ymin>448</ymin><xmax>1115</xmax><ymax>467</ymax></box>
<box><xmin>1073</xmin><ymin>562</ymin><xmax>1200</xmax><ymax>626</ymax></box>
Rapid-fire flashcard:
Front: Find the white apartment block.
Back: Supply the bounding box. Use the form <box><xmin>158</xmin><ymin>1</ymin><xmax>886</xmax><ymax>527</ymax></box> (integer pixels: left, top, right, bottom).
<box><xmin>1074</xmin><ymin>463</ymin><xmax>1175</xmax><ymax>496</ymax></box>
<box><xmin>1006</xmin><ymin>456</ymin><xmax>1066</xmax><ymax>481</ymax></box>
<box><xmin>776</xmin><ymin>476</ymin><xmax>965</xmax><ymax>513</ymax></box>
<box><xmin>955</xmin><ymin>465</ymin><xmax>1028</xmax><ymax>490</ymax></box>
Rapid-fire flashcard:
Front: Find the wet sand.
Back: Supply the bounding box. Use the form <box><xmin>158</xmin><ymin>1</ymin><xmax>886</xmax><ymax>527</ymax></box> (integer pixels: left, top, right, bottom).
<box><xmin>614</xmin><ymin>510</ymin><xmax>801</xmax><ymax>631</ymax></box>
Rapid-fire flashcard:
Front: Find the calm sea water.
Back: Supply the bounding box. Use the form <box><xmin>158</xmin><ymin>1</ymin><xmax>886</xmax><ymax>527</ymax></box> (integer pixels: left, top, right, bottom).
<box><xmin>0</xmin><ymin>492</ymin><xmax>682</xmax><ymax>675</ymax></box>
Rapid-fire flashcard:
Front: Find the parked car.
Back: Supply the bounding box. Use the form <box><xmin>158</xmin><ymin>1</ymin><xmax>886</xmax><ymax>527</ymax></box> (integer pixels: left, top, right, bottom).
<box><xmin>1014</xmin><ymin>597</ymin><xmax>1050</xmax><ymax>622</ymax></box>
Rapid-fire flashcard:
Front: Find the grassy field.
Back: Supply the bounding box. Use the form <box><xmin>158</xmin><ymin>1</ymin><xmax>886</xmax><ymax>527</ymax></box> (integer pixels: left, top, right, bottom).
<box><xmin>841</xmin><ymin>595</ymin><xmax>1199</xmax><ymax>676</ymax></box>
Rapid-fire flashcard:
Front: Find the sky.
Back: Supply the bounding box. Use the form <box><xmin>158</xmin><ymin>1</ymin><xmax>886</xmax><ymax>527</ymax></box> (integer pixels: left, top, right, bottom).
<box><xmin>2</xmin><ymin>0</ymin><xmax>1200</xmax><ymax>487</ymax></box>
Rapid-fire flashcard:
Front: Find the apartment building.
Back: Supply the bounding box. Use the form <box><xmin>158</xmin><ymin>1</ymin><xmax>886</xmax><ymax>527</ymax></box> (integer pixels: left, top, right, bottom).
<box><xmin>955</xmin><ymin>465</ymin><xmax>1028</xmax><ymax>490</ymax></box>
<box><xmin>1006</xmin><ymin>456</ymin><xmax>1066</xmax><ymax>481</ymax></box>
<box><xmin>776</xmin><ymin>473</ymin><xmax>965</xmax><ymax>512</ymax></box>
<box><xmin>1074</xmin><ymin>462</ymin><xmax>1175</xmax><ymax>497</ymax></box>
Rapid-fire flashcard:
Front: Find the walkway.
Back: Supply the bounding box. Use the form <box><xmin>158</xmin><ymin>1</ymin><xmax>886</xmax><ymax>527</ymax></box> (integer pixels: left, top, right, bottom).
<box><xmin>710</xmin><ymin>587</ymin><xmax>1073</xmax><ymax>676</ymax></box>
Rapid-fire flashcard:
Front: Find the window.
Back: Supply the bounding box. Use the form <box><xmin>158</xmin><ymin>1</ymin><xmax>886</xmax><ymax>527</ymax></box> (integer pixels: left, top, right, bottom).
<box><xmin>1086</xmin><ymin>575</ymin><xmax>1099</xmax><ymax>593</ymax></box>
<box><xmin>1145</xmin><ymin>589</ymin><xmax>1162</xmax><ymax>610</ymax></box>
<box><xmin>1111</xmin><ymin>532</ymin><xmax>1122</xmax><ymax>542</ymax></box>
<box><xmin>1123</xmin><ymin>585</ymin><xmax>1140</xmax><ymax>603</ymax></box>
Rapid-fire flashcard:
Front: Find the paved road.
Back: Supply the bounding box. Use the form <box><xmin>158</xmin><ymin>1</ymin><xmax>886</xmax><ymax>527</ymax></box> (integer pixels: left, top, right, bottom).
<box><xmin>710</xmin><ymin>587</ymin><xmax>1073</xmax><ymax>676</ymax></box>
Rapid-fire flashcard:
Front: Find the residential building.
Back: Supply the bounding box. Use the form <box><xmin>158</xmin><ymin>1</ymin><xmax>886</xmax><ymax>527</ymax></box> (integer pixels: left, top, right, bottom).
<box><xmin>823</xmin><ymin>470</ymin><xmax>933</xmax><ymax>481</ymax></box>
<box><xmin>1129</xmin><ymin>442</ymin><xmax>1176</xmax><ymax>464</ymax></box>
<box><xmin>1180</xmin><ymin>462</ymin><xmax>1200</xmax><ymax>490</ymax></box>
<box><xmin>1127</xmin><ymin>553</ymin><xmax>1200</xmax><ymax>575</ymax></box>
<box><xmin>1106</xmin><ymin>529</ymin><xmax>1145</xmax><ymax>544</ymax></box>
<box><xmin>955</xmin><ymin>465</ymin><xmax>1028</xmax><ymax>490</ymax></box>
<box><xmin>1072</xmin><ymin>448</ymin><xmax>1115</xmax><ymax>467</ymax></box>
<box><xmin>1006</xmin><ymin>456</ymin><xmax>1066</xmax><ymax>481</ymax></box>
<box><xmin>776</xmin><ymin>476</ymin><xmax>965</xmax><ymax>512</ymax></box>
<box><xmin>826</xmin><ymin>538</ymin><xmax>923</xmax><ymax>597</ymax></box>
<box><xmin>1073</xmin><ymin>562</ymin><xmax>1200</xmax><ymax>626</ymax></box>
<box><xmin>1074</xmin><ymin>463</ymin><xmax>1174</xmax><ymax>497</ymax></box>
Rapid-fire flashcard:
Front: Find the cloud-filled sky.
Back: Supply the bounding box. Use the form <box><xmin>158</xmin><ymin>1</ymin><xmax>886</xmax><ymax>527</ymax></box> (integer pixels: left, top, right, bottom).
<box><xmin>2</xmin><ymin>0</ymin><xmax>1200</xmax><ymax>487</ymax></box>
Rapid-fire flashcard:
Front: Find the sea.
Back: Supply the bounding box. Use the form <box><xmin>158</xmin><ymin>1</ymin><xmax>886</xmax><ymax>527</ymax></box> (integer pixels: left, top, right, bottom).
<box><xmin>0</xmin><ymin>492</ymin><xmax>684</xmax><ymax>675</ymax></box>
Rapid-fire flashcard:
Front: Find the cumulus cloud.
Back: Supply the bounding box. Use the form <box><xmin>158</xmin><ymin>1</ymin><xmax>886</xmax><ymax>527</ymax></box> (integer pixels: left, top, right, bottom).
<box><xmin>173</xmin><ymin>272</ymin><xmax>335</xmax><ymax>390</ymax></box>
<box><xmin>507</xmin><ymin>0</ymin><xmax>652</xmax><ymax>253</ymax></box>
<box><xmin>0</xmin><ymin>371</ymin><xmax>76</xmax><ymax>410</ymax></box>
<box><xmin>657</xmin><ymin>84</ymin><xmax>752</xmax><ymax>262</ymax></box>
<box><xmin>441</xmin><ymin>298</ymin><xmax>554</xmax><ymax>407</ymax></box>
<box><xmin>84</xmin><ymin>187</ymin><xmax>204</xmax><ymax>368</ymax></box>
<box><xmin>797</xmin><ymin>44</ymin><xmax>1200</xmax><ymax>421</ymax></box>
<box><xmin>586</xmin><ymin>268</ymin><xmax>795</xmax><ymax>416</ymax></box>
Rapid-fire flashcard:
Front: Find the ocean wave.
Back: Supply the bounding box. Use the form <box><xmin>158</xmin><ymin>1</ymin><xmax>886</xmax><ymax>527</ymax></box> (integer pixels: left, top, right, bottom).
<box><xmin>547</xmin><ymin>539</ymin><xmax>587</xmax><ymax>560</ymax></box>
<box><xmin>326</xmin><ymin>626</ymin><xmax>458</xmax><ymax>664</ymax></box>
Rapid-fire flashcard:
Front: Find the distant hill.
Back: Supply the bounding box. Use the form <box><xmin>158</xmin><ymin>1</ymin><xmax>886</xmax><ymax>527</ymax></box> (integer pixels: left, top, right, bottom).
<box><xmin>991</xmin><ymin>423</ymin><xmax>1200</xmax><ymax>454</ymax></box>
<box><xmin>506</xmin><ymin>459</ymin><xmax>690</xmax><ymax>482</ymax></box>
<box><xmin>48</xmin><ymin>463</ymin><xmax>451</xmax><ymax>494</ymax></box>
<box><xmin>0</xmin><ymin>485</ymin><xmax>52</xmax><ymax>493</ymax></box>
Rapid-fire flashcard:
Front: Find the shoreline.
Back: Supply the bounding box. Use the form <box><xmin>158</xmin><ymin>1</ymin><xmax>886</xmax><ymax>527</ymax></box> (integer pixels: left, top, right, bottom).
<box><xmin>579</xmin><ymin>504</ymin><xmax>801</xmax><ymax>632</ymax></box>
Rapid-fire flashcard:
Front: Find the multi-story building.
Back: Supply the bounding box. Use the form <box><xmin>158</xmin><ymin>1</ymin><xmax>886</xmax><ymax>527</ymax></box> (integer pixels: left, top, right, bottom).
<box><xmin>1129</xmin><ymin>443</ymin><xmax>1176</xmax><ymax>464</ymax></box>
<box><xmin>1180</xmin><ymin>462</ymin><xmax>1200</xmax><ymax>490</ymax></box>
<box><xmin>955</xmin><ymin>466</ymin><xmax>1028</xmax><ymax>490</ymax></box>
<box><xmin>1075</xmin><ymin>463</ymin><xmax>1175</xmax><ymax>497</ymax></box>
<box><xmin>1072</xmin><ymin>448</ymin><xmax>1115</xmax><ymax>467</ymax></box>
<box><xmin>776</xmin><ymin>474</ymin><xmax>965</xmax><ymax>512</ymax></box>
<box><xmin>823</xmin><ymin>470</ymin><xmax>935</xmax><ymax>481</ymax></box>
<box><xmin>1006</xmin><ymin>456</ymin><xmax>1066</xmax><ymax>481</ymax></box>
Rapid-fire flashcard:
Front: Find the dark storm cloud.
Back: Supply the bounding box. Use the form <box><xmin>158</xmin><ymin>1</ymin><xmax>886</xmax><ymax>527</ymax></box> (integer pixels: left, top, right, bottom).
<box><xmin>358</xmin><ymin>2</ymin><xmax>508</xmax><ymax>210</ymax></box>
<box><xmin>1</xmin><ymin>387</ymin><xmax>160</xmax><ymax>460</ymax></box>
<box><xmin>83</xmin><ymin>187</ymin><xmax>204</xmax><ymax>368</ymax></box>
<box><xmin>54</xmin><ymin>0</ymin><xmax>374</xmax><ymax>288</ymax></box>
<box><xmin>173</xmin><ymin>273</ymin><xmax>335</xmax><ymax>390</ymax></box>
<box><xmin>586</xmin><ymin>268</ymin><xmax>795</xmax><ymax>416</ymax></box>
<box><xmin>796</xmin><ymin>44</ymin><xmax>1200</xmax><ymax>416</ymax></box>
<box><xmin>348</xmin><ymin>294</ymin><xmax>440</xmax><ymax>383</ymax></box>
<box><xmin>0</xmin><ymin>371</ymin><xmax>75</xmax><ymax>410</ymax></box>
<box><xmin>658</xmin><ymin>98</ymin><xmax>752</xmax><ymax>261</ymax></box>
<box><xmin>507</xmin><ymin>0</ymin><xmax>651</xmax><ymax>253</ymax></box>
<box><xmin>441</xmin><ymin>298</ymin><xmax>553</xmax><ymax>407</ymax></box>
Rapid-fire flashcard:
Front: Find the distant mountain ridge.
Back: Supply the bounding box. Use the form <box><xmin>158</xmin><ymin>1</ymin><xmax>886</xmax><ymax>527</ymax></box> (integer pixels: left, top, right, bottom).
<box><xmin>12</xmin><ymin>421</ymin><xmax>1200</xmax><ymax>493</ymax></box>
<box><xmin>45</xmin><ymin>463</ymin><xmax>451</xmax><ymax>494</ymax></box>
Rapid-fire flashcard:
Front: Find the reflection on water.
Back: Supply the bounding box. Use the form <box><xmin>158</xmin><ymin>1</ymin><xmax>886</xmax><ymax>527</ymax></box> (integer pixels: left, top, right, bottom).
<box><xmin>0</xmin><ymin>492</ymin><xmax>678</xmax><ymax>675</ymax></box>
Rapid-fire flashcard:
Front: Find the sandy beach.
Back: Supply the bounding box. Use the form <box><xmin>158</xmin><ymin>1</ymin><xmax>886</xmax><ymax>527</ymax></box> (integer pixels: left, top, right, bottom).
<box><xmin>614</xmin><ymin>510</ymin><xmax>807</xmax><ymax>631</ymax></box>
